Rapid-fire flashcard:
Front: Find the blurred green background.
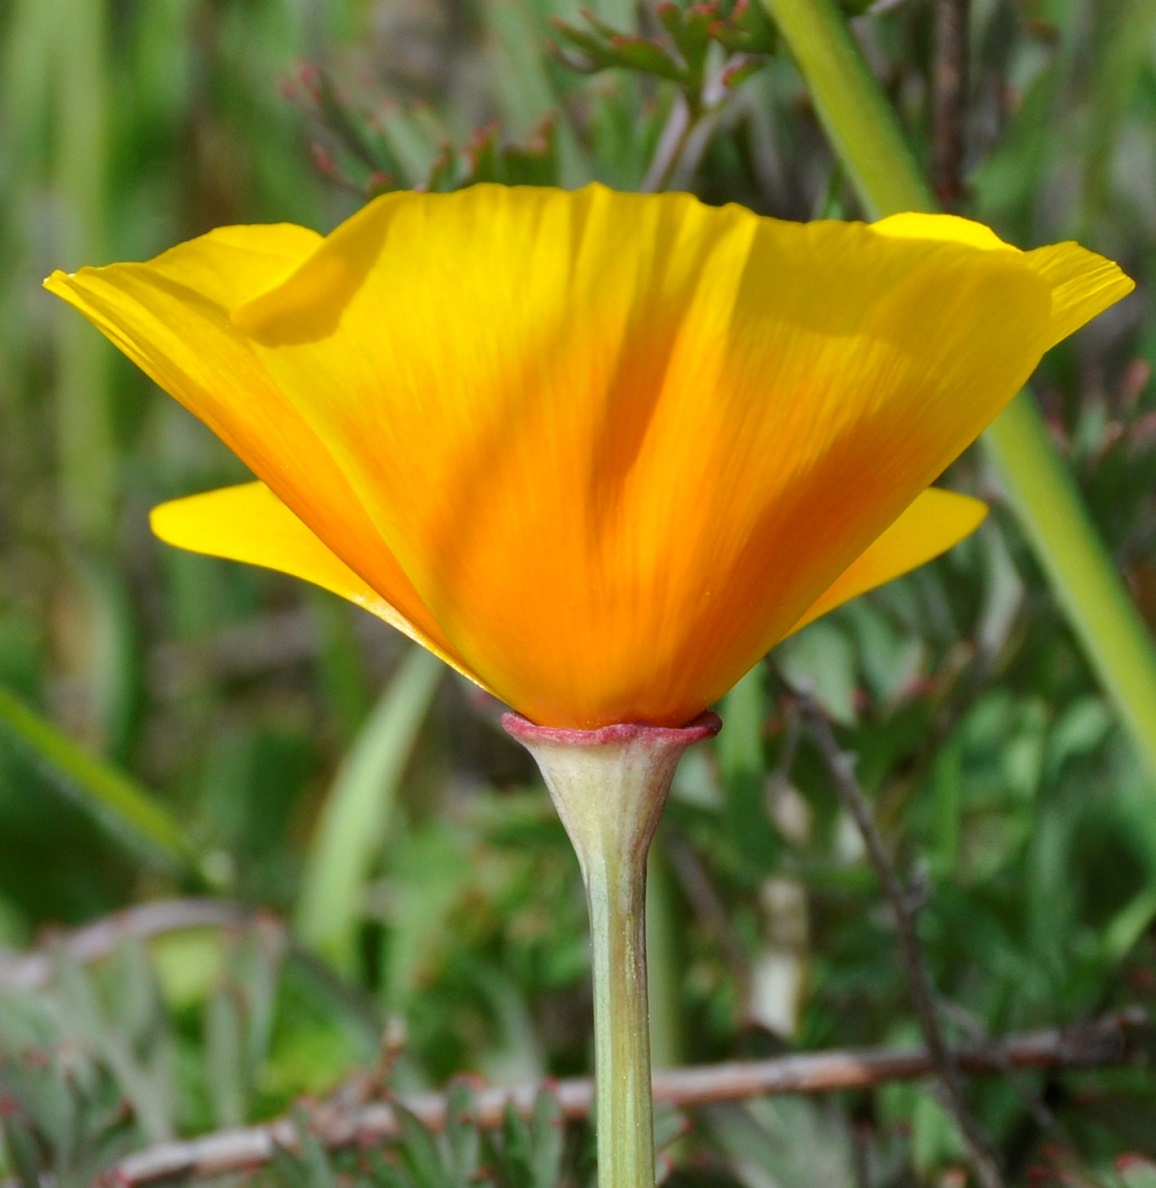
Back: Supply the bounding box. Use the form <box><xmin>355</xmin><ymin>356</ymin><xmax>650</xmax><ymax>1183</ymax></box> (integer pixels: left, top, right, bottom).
<box><xmin>2</xmin><ymin>0</ymin><xmax>1156</xmax><ymax>1183</ymax></box>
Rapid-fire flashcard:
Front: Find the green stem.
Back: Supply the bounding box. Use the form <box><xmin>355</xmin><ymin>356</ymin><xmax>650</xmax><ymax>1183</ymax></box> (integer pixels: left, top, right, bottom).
<box><xmin>763</xmin><ymin>0</ymin><xmax>1156</xmax><ymax>782</ymax></box>
<box><xmin>503</xmin><ymin>713</ymin><xmax>719</xmax><ymax>1187</ymax></box>
<box><xmin>584</xmin><ymin>811</ymin><xmax>656</xmax><ymax>1187</ymax></box>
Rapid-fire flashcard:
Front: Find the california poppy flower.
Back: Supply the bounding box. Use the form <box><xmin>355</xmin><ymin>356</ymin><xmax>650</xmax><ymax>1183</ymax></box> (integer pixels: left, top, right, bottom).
<box><xmin>46</xmin><ymin>184</ymin><xmax>1131</xmax><ymax>729</ymax></box>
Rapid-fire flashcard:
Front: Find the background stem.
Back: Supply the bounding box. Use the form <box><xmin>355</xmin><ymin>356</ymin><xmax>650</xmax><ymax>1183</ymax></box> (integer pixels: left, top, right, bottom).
<box><xmin>795</xmin><ymin>686</ymin><xmax>1007</xmax><ymax>1188</ymax></box>
<box><xmin>762</xmin><ymin>0</ymin><xmax>1156</xmax><ymax>783</ymax></box>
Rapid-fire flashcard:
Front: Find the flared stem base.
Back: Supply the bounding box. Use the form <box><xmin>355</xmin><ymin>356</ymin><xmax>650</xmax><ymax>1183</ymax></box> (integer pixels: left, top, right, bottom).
<box><xmin>503</xmin><ymin>713</ymin><xmax>721</xmax><ymax>1188</ymax></box>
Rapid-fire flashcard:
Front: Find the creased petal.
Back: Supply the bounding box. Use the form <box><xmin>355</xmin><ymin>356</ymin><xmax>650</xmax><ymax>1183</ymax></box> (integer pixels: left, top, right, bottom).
<box><xmin>872</xmin><ymin>212</ymin><xmax>1134</xmax><ymax>347</ymax></box>
<box><xmin>1022</xmin><ymin>242</ymin><xmax>1135</xmax><ymax>349</ymax></box>
<box><xmin>788</xmin><ymin>488</ymin><xmax>988</xmax><ymax>634</ymax></box>
<box><xmin>44</xmin><ymin>228</ymin><xmax>457</xmax><ymax>662</ymax></box>
<box><xmin>150</xmin><ymin>483</ymin><xmax>484</xmax><ymax>686</ymax></box>
<box><xmin>871</xmin><ymin>212</ymin><xmax>1015</xmax><ymax>252</ymax></box>
<box><xmin>216</xmin><ymin>186</ymin><xmax>1057</xmax><ymax>726</ymax></box>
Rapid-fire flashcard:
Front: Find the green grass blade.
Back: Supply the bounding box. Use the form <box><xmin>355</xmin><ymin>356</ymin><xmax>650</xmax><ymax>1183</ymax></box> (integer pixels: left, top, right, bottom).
<box><xmin>52</xmin><ymin>0</ymin><xmax>116</xmax><ymax>546</ymax></box>
<box><xmin>0</xmin><ymin>685</ymin><xmax>199</xmax><ymax>874</ymax></box>
<box><xmin>762</xmin><ymin>0</ymin><xmax>1156</xmax><ymax>785</ymax></box>
<box><xmin>987</xmin><ymin>396</ymin><xmax>1156</xmax><ymax>781</ymax></box>
<box><xmin>485</xmin><ymin>0</ymin><xmax>590</xmax><ymax>186</ymax></box>
<box><xmin>294</xmin><ymin>647</ymin><xmax>443</xmax><ymax>971</ymax></box>
<box><xmin>645</xmin><ymin>842</ymin><xmax>683</xmax><ymax>1071</ymax></box>
<box><xmin>719</xmin><ymin>665</ymin><xmax>779</xmax><ymax>871</ymax></box>
<box><xmin>760</xmin><ymin>0</ymin><xmax>936</xmax><ymax>219</ymax></box>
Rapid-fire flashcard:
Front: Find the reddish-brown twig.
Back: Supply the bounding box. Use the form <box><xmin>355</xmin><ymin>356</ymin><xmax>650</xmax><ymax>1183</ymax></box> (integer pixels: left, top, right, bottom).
<box><xmin>96</xmin><ymin>1010</ymin><xmax>1142</xmax><ymax>1186</ymax></box>
<box><xmin>794</xmin><ymin>686</ymin><xmax>1007</xmax><ymax>1188</ymax></box>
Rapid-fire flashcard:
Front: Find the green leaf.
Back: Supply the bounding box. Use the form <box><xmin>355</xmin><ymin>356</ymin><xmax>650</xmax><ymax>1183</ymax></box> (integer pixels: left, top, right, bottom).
<box><xmin>549</xmin><ymin>18</ymin><xmax>621</xmax><ymax>70</ymax></box>
<box><xmin>657</xmin><ymin>2</ymin><xmax>713</xmax><ymax>86</ymax></box>
<box><xmin>268</xmin><ymin>1139</ymin><xmax>317</xmax><ymax>1188</ymax></box>
<box><xmin>718</xmin><ymin>665</ymin><xmax>780</xmax><ymax>875</ymax></box>
<box><xmin>777</xmin><ymin>622</ymin><xmax>858</xmax><ymax>726</ymax></box>
<box><xmin>653</xmin><ymin>1101</ymin><xmax>687</xmax><ymax>1156</ymax></box>
<box><xmin>0</xmin><ymin>684</ymin><xmax>200</xmax><ymax>877</ymax></box>
<box><xmin>443</xmin><ymin>1080</ymin><xmax>481</xmax><ymax>1185</ymax></box>
<box><xmin>1101</xmin><ymin>883</ymin><xmax>1156</xmax><ymax>964</ymax></box>
<box><xmin>395</xmin><ymin>1100</ymin><xmax>451</xmax><ymax>1187</ymax></box>
<box><xmin>53</xmin><ymin>950</ymin><xmax>175</xmax><ymax>1146</ymax></box>
<box><xmin>487</xmin><ymin>0</ymin><xmax>563</xmax><ymax>133</ymax></box>
<box><xmin>607</xmin><ymin>36</ymin><xmax>687</xmax><ymax>83</ymax></box>
<box><xmin>718</xmin><ymin>55</ymin><xmax>766</xmax><ymax>90</ymax></box>
<box><xmin>205</xmin><ymin>988</ymin><xmax>246</xmax><ymax>1128</ymax></box>
<box><xmin>485</xmin><ymin>0</ymin><xmax>588</xmax><ymax>184</ymax></box>
<box><xmin>1</xmin><ymin>1114</ymin><xmax>45</xmax><ymax>1188</ymax></box>
<box><xmin>295</xmin><ymin>647</ymin><xmax>443</xmax><ymax>971</ymax></box>
<box><xmin>378</xmin><ymin>105</ymin><xmax>445</xmax><ymax>185</ymax></box>
<box><xmin>499</xmin><ymin>1098</ymin><xmax>532</xmax><ymax>1181</ymax></box>
<box><xmin>295</xmin><ymin>1126</ymin><xmax>341</xmax><ymax>1188</ymax></box>
<box><xmin>528</xmin><ymin>1088</ymin><xmax>565</xmax><ymax>1188</ymax></box>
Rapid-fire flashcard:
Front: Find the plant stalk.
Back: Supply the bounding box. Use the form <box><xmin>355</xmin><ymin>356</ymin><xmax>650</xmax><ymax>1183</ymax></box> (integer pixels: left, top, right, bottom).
<box><xmin>584</xmin><ymin>817</ymin><xmax>655</xmax><ymax>1184</ymax></box>
<box><xmin>503</xmin><ymin>712</ymin><xmax>720</xmax><ymax>1187</ymax></box>
<box><xmin>762</xmin><ymin>0</ymin><xmax>1156</xmax><ymax>784</ymax></box>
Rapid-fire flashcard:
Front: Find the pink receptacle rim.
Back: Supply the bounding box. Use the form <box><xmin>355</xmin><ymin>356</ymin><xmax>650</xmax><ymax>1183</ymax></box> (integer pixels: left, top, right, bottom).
<box><xmin>501</xmin><ymin>711</ymin><xmax>721</xmax><ymax>749</ymax></box>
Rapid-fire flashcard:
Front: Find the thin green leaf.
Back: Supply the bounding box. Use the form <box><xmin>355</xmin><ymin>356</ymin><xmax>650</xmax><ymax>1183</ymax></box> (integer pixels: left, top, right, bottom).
<box><xmin>395</xmin><ymin>1100</ymin><xmax>451</xmax><ymax>1187</ymax></box>
<box><xmin>608</xmin><ymin>35</ymin><xmax>687</xmax><ymax>83</ymax></box>
<box><xmin>528</xmin><ymin>1088</ymin><xmax>564</xmax><ymax>1188</ymax></box>
<box><xmin>295</xmin><ymin>1126</ymin><xmax>341</xmax><ymax>1188</ymax></box>
<box><xmin>0</xmin><ymin>684</ymin><xmax>200</xmax><ymax>875</ymax></box>
<box><xmin>295</xmin><ymin>647</ymin><xmax>443</xmax><ymax>971</ymax></box>
<box><xmin>205</xmin><ymin>988</ymin><xmax>246</xmax><ymax>1128</ymax></box>
<box><xmin>718</xmin><ymin>665</ymin><xmax>779</xmax><ymax>874</ymax></box>
<box><xmin>444</xmin><ymin>1080</ymin><xmax>482</xmax><ymax>1185</ymax></box>
<box><xmin>1</xmin><ymin>1114</ymin><xmax>44</xmax><ymax>1188</ymax></box>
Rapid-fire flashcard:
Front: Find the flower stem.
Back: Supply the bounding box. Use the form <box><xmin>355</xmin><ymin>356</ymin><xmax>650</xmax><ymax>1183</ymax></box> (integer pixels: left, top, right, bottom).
<box><xmin>584</xmin><ymin>820</ymin><xmax>655</xmax><ymax>1185</ymax></box>
<box><xmin>763</xmin><ymin>0</ymin><xmax>1156</xmax><ymax>784</ymax></box>
<box><xmin>503</xmin><ymin>713</ymin><xmax>720</xmax><ymax>1187</ymax></box>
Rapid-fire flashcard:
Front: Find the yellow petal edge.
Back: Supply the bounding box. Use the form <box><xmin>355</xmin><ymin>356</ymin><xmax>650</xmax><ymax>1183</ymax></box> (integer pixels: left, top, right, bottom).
<box><xmin>790</xmin><ymin>488</ymin><xmax>987</xmax><ymax>633</ymax></box>
<box><xmin>873</xmin><ymin>212</ymin><xmax>1134</xmax><ymax>349</ymax></box>
<box><xmin>150</xmin><ymin>483</ymin><xmax>486</xmax><ymax>688</ymax></box>
<box><xmin>152</xmin><ymin>480</ymin><xmax>986</xmax><ymax>674</ymax></box>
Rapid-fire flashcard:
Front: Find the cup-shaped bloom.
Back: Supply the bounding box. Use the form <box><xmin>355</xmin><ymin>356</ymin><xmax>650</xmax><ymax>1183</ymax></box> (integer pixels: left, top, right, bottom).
<box><xmin>47</xmin><ymin>185</ymin><xmax>1131</xmax><ymax>729</ymax></box>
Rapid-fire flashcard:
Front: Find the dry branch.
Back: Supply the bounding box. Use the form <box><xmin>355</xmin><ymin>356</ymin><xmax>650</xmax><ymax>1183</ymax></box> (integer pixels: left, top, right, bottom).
<box><xmin>99</xmin><ymin>1009</ymin><xmax>1144</xmax><ymax>1186</ymax></box>
<box><xmin>0</xmin><ymin>899</ymin><xmax>258</xmax><ymax>992</ymax></box>
<box><xmin>793</xmin><ymin>685</ymin><xmax>1007</xmax><ymax>1187</ymax></box>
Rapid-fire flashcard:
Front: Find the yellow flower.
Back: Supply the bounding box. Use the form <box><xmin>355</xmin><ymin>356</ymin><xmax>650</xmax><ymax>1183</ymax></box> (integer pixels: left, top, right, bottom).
<box><xmin>46</xmin><ymin>185</ymin><xmax>1131</xmax><ymax>729</ymax></box>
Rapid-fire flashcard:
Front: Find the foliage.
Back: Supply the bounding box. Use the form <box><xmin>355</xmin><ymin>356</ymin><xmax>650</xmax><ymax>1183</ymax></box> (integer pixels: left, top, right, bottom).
<box><xmin>2</xmin><ymin>0</ymin><xmax>1156</xmax><ymax>1183</ymax></box>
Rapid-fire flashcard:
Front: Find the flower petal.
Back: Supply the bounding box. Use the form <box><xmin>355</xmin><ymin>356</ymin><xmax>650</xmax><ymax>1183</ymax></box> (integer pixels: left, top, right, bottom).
<box><xmin>1022</xmin><ymin>241</ymin><xmax>1135</xmax><ymax>349</ymax></box>
<box><xmin>870</xmin><ymin>211</ymin><xmax>1015</xmax><ymax>252</ymax></box>
<box><xmin>44</xmin><ymin>226</ymin><xmax>456</xmax><ymax>661</ymax></box>
<box><xmin>872</xmin><ymin>212</ymin><xmax>1134</xmax><ymax>348</ymax></box>
<box><xmin>150</xmin><ymin>483</ymin><xmax>483</xmax><ymax>685</ymax></box>
<box><xmin>217</xmin><ymin>186</ymin><xmax>1058</xmax><ymax>726</ymax></box>
<box><xmin>788</xmin><ymin>488</ymin><xmax>988</xmax><ymax>634</ymax></box>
